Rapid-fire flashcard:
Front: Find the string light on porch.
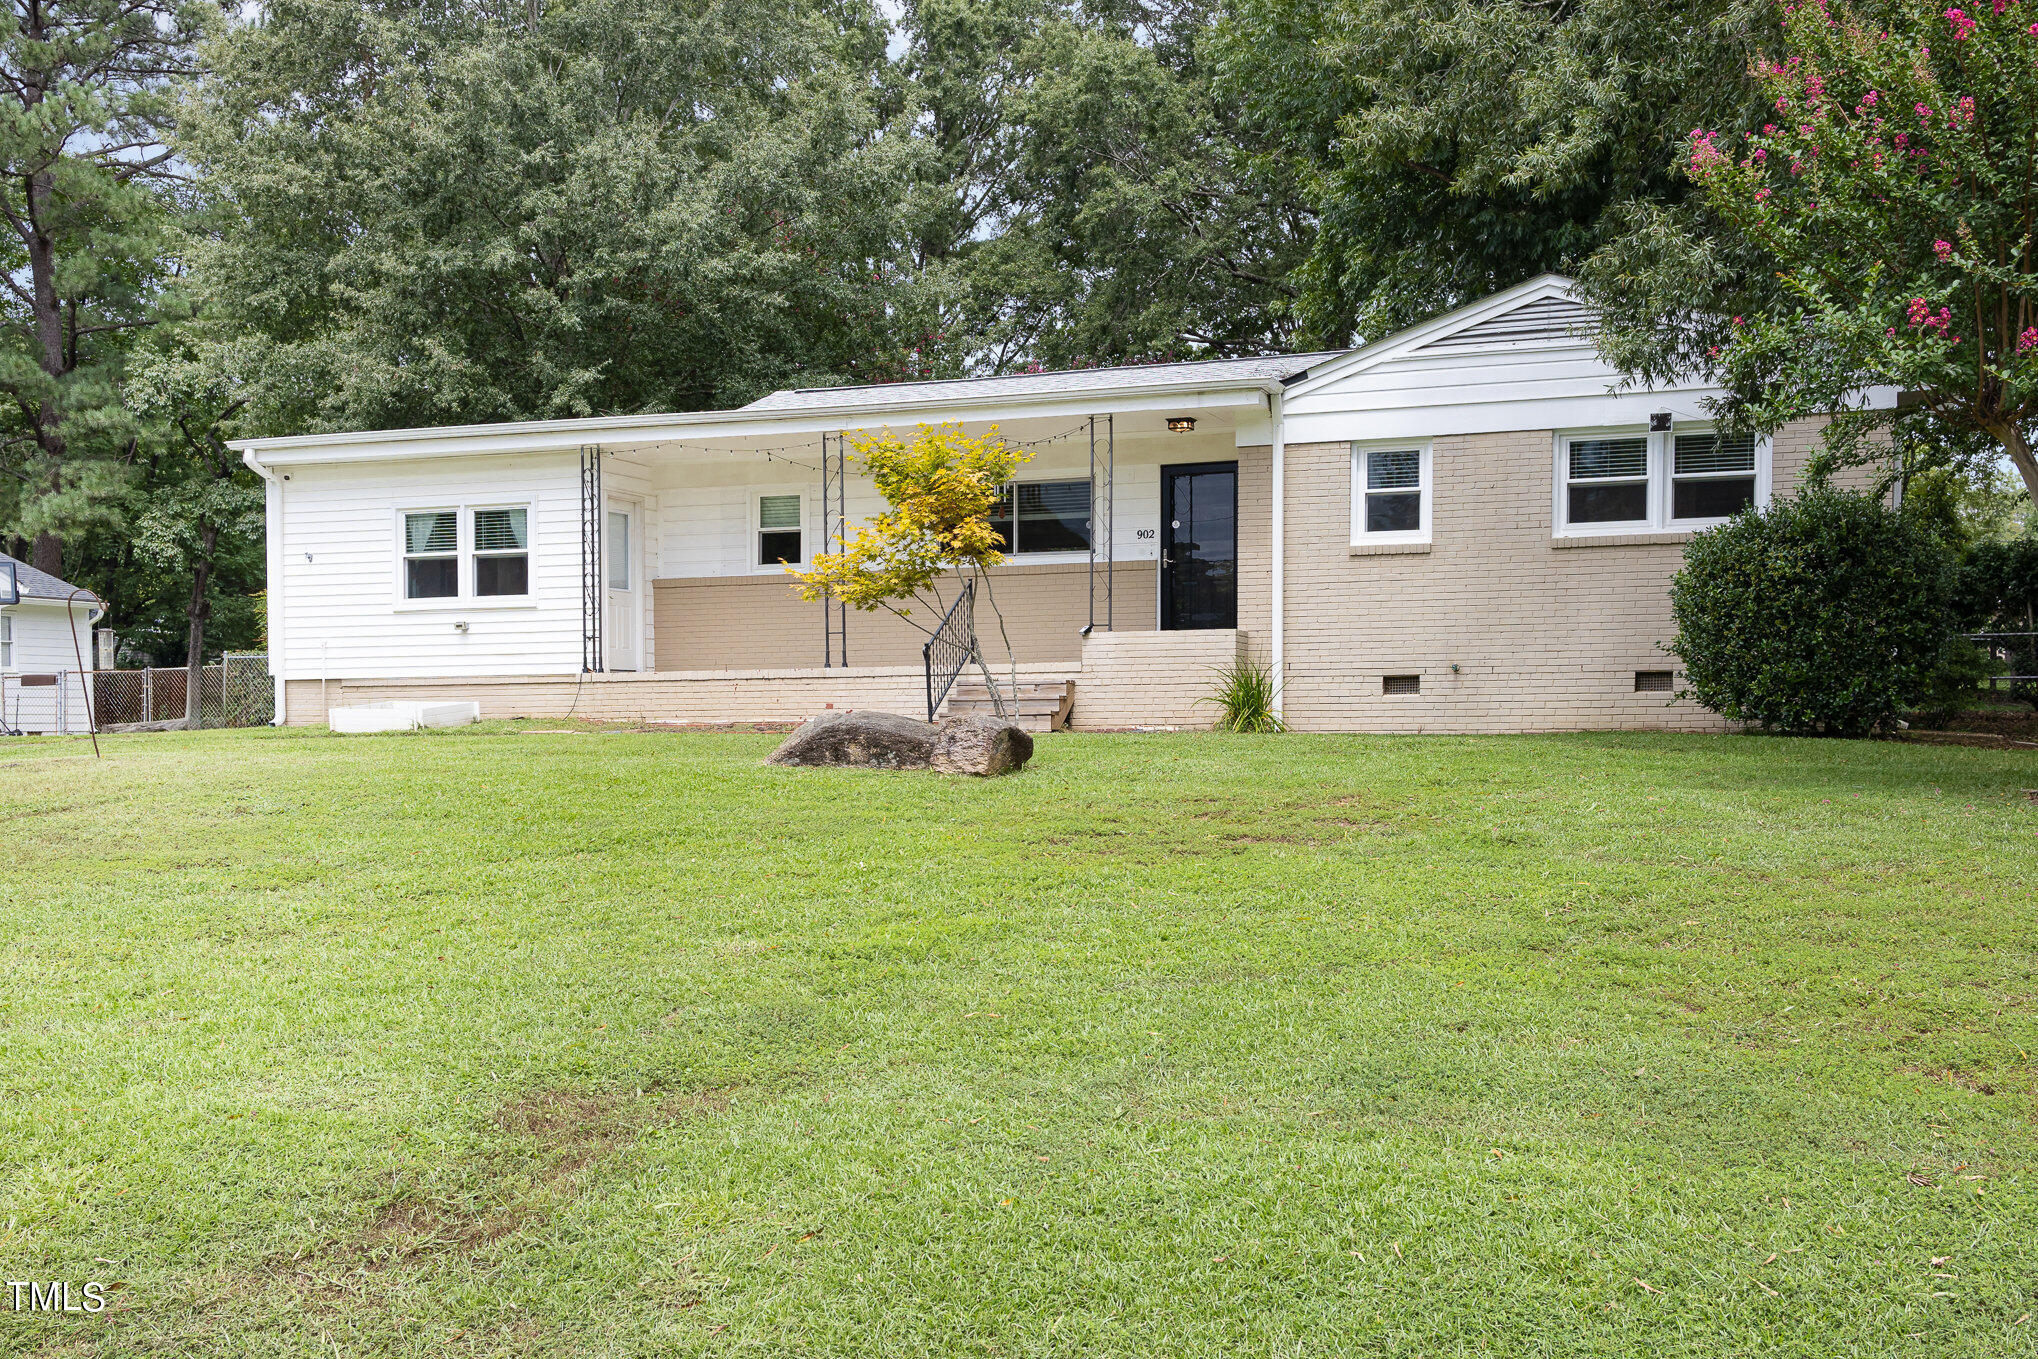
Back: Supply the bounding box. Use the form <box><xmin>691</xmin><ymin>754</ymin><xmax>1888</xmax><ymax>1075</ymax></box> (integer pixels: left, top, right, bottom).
<box><xmin>655</xmin><ymin>419</ymin><xmax>1101</xmax><ymax>470</ymax></box>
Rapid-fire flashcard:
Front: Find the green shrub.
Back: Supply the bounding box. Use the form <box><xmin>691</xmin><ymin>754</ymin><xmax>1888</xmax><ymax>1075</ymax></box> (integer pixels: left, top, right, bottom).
<box><xmin>1204</xmin><ymin>653</ymin><xmax>1285</xmax><ymax>733</ymax></box>
<box><xmin>1912</xmin><ymin>635</ymin><xmax>2005</xmax><ymax>728</ymax></box>
<box><xmin>1669</xmin><ymin>489</ymin><xmax>1956</xmax><ymax>736</ymax></box>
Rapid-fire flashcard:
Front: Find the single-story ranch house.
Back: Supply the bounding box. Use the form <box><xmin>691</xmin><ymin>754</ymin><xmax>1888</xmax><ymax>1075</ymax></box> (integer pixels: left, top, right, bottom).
<box><xmin>233</xmin><ymin>275</ymin><xmax>1843</xmax><ymax>734</ymax></box>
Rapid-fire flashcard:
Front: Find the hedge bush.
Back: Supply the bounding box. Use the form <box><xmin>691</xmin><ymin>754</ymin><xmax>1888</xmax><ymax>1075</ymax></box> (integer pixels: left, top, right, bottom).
<box><xmin>1669</xmin><ymin>489</ymin><xmax>1956</xmax><ymax>736</ymax></box>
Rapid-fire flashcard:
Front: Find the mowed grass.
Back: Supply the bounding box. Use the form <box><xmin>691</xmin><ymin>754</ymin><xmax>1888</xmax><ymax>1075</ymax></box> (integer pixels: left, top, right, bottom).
<box><xmin>2</xmin><ymin>725</ymin><xmax>2037</xmax><ymax>1358</ymax></box>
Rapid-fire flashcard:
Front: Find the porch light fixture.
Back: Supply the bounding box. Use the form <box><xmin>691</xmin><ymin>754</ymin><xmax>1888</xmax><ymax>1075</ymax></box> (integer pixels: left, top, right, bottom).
<box><xmin>1167</xmin><ymin>416</ymin><xmax>1196</xmax><ymax>433</ymax></box>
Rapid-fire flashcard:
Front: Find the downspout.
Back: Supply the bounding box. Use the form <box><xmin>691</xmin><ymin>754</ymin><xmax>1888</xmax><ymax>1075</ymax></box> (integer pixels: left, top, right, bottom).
<box><xmin>242</xmin><ymin>450</ymin><xmax>286</xmax><ymax>726</ymax></box>
<box><xmin>1269</xmin><ymin>388</ymin><xmax>1286</xmax><ymax>723</ymax></box>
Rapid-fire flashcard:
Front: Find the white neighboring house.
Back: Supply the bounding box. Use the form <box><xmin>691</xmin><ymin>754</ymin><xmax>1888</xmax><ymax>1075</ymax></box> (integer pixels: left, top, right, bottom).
<box><xmin>0</xmin><ymin>553</ymin><xmax>103</xmax><ymax>735</ymax></box>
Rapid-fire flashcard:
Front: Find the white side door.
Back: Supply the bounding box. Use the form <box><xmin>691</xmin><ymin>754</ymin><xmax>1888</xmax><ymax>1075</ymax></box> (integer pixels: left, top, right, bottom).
<box><xmin>604</xmin><ymin>503</ymin><xmax>639</xmax><ymax>671</ymax></box>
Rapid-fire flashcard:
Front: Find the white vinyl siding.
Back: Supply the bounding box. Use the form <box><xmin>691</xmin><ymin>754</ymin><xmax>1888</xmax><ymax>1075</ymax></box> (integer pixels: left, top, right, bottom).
<box><xmin>273</xmin><ymin>452</ymin><xmax>583</xmax><ymax>680</ymax></box>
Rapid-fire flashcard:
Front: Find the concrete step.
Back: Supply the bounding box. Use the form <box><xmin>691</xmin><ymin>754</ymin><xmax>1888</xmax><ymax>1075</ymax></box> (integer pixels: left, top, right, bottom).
<box><xmin>943</xmin><ymin>678</ymin><xmax>1075</xmax><ymax>731</ymax></box>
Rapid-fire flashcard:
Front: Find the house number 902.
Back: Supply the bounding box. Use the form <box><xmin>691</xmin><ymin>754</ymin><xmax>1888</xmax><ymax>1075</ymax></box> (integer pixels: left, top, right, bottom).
<box><xmin>1135</xmin><ymin>529</ymin><xmax>1155</xmax><ymax>540</ymax></box>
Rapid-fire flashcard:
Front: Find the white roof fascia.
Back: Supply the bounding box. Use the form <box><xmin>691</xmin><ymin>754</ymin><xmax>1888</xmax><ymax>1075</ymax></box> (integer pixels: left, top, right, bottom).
<box><xmin>230</xmin><ymin>381</ymin><xmax>1286</xmax><ymax>468</ymax></box>
<box><xmin>1281</xmin><ymin>274</ymin><xmax>1583</xmax><ymax>399</ymax></box>
<box><xmin>1283</xmin><ymin>384</ymin><xmax>1726</xmax><ymax>445</ymax></box>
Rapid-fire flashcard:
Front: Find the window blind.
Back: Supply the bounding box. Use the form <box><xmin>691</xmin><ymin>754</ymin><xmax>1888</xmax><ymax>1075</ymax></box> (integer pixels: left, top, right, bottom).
<box><xmin>1367</xmin><ymin>449</ymin><xmax>1421</xmax><ymax>490</ymax></box>
<box><xmin>405</xmin><ymin>511</ymin><xmax>456</xmax><ymax>554</ymax></box>
<box><xmin>1567</xmin><ymin>438</ymin><xmax>1648</xmax><ymax>480</ymax></box>
<box><xmin>1673</xmin><ymin>432</ymin><xmax>1757</xmax><ymax>475</ymax></box>
<box><xmin>473</xmin><ymin>507</ymin><xmax>528</xmax><ymax>552</ymax></box>
<box><xmin>759</xmin><ymin>495</ymin><xmax>801</xmax><ymax>530</ymax></box>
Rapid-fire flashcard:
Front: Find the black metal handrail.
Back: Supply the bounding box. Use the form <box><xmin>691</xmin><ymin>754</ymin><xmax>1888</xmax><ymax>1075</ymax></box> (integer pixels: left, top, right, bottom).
<box><xmin>923</xmin><ymin>580</ymin><xmax>977</xmax><ymax>721</ymax></box>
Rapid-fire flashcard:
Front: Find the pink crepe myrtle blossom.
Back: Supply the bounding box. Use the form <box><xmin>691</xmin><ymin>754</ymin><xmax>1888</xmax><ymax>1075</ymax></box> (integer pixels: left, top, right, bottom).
<box><xmin>1935</xmin><ymin>239</ymin><xmax>1954</xmax><ymax>259</ymax></box>
<box><xmin>2019</xmin><ymin>327</ymin><xmax>2038</xmax><ymax>352</ymax></box>
<box><xmin>1946</xmin><ymin>7</ymin><xmax>1977</xmax><ymax>38</ymax></box>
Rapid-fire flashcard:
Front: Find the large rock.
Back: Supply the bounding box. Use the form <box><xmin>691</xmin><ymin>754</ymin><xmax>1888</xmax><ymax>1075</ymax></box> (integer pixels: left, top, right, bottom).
<box><xmin>930</xmin><ymin>714</ymin><xmax>1034</xmax><ymax>776</ymax></box>
<box><xmin>765</xmin><ymin>710</ymin><xmax>1034</xmax><ymax>775</ymax></box>
<box><xmin>766</xmin><ymin>710</ymin><xmax>938</xmax><ymax>769</ymax></box>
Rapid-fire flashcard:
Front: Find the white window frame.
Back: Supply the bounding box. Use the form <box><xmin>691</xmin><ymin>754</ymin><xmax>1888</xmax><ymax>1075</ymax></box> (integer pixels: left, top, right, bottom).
<box><xmin>471</xmin><ymin>504</ymin><xmax>533</xmax><ymax>601</ymax></box>
<box><xmin>1350</xmin><ymin>441</ymin><xmax>1433</xmax><ymax>545</ymax></box>
<box><xmin>1</xmin><ymin>612</ymin><xmax>11</xmax><ymax>668</ymax></box>
<box><xmin>391</xmin><ymin>502</ymin><xmax>538</xmax><ymax>609</ymax></box>
<box><xmin>753</xmin><ymin>491</ymin><xmax>807</xmax><ymax>573</ymax></box>
<box><xmin>1552</xmin><ymin>425</ymin><xmax>1770</xmax><ymax>537</ymax></box>
<box><xmin>1667</xmin><ymin>427</ymin><xmax>1768</xmax><ymax>528</ymax></box>
<box><xmin>989</xmin><ymin>477</ymin><xmax>1095</xmax><ymax>559</ymax></box>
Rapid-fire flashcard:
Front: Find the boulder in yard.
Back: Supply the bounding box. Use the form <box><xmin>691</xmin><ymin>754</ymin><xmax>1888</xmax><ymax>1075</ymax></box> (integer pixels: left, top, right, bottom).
<box><xmin>766</xmin><ymin>710</ymin><xmax>938</xmax><ymax>769</ymax></box>
<box><xmin>929</xmin><ymin>714</ymin><xmax>1034</xmax><ymax>776</ymax></box>
<box><xmin>765</xmin><ymin>710</ymin><xmax>1035</xmax><ymax>774</ymax></box>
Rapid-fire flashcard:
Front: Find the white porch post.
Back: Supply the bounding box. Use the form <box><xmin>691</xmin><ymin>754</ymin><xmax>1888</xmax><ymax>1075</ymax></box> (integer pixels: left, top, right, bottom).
<box><xmin>1269</xmin><ymin>389</ymin><xmax>1286</xmax><ymax>722</ymax></box>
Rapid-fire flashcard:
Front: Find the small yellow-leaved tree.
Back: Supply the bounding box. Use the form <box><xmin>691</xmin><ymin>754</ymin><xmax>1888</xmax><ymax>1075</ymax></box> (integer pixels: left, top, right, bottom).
<box><xmin>790</xmin><ymin>423</ymin><xmax>1031</xmax><ymax>707</ymax></box>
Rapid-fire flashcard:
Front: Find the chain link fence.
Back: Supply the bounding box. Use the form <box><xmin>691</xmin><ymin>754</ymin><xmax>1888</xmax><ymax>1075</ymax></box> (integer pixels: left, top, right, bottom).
<box><xmin>90</xmin><ymin>653</ymin><xmax>273</xmax><ymax>729</ymax></box>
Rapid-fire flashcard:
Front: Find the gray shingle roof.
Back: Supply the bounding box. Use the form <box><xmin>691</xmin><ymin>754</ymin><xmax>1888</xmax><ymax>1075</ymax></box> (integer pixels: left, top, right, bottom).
<box><xmin>740</xmin><ymin>352</ymin><xmax>1345</xmax><ymax>414</ymax></box>
<box><xmin>1</xmin><ymin>551</ymin><xmax>99</xmax><ymax>603</ymax></box>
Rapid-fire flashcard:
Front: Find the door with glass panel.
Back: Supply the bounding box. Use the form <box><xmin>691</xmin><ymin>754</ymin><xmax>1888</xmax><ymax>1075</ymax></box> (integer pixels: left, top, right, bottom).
<box><xmin>605</xmin><ymin>503</ymin><xmax>639</xmax><ymax>670</ymax></box>
<box><xmin>1160</xmin><ymin>462</ymin><xmax>1238</xmax><ymax>630</ymax></box>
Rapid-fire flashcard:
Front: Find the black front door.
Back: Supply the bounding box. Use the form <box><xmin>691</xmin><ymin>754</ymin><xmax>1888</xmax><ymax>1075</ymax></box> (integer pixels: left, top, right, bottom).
<box><xmin>1160</xmin><ymin>461</ymin><xmax>1238</xmax><ymax>630</ymax></box>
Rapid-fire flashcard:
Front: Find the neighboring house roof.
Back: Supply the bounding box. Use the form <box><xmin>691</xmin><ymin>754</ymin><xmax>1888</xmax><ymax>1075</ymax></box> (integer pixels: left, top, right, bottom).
<box><xmin>0</xmin><ymin>551</ymin><xmax>100</xmax><ymax>605</ymax></box>
<box><xmin>740</xmin><ymin>352</ymin><xmax>1345</xmax><ymax>415</ymax></box>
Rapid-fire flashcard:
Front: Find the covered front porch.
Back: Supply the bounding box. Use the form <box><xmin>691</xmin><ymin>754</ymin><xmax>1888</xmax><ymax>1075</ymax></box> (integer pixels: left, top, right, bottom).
<box><xmin>582</xmin><ymin>387</ymin><xmax>1273</xmax><ymax>707</ymax></box>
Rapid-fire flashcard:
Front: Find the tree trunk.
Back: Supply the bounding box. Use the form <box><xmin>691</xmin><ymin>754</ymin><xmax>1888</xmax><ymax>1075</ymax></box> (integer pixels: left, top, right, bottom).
<box><xmin>31</xmin><ymin>529</ymin><xmax>60</xmax><ymax>578</ymax></box>
<box><xmin>2002</xmin><ymin>423</ymin><xmax>2038</xmax><ymax>508</ymax></box>
<box><xmin>182</xmin><ymin>523</ymin><xmax>218</xmax><ymax>728</ymax></box>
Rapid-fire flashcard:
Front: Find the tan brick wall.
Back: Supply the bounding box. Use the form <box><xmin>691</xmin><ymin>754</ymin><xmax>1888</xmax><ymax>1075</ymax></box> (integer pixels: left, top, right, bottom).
<box><xmin>1071</xmin><ymin>629</ymin><xmax>1246</xmax><ymax>730</ymax></box>
<box><xmin>1255</xmin><ymin>416</ymin><xmax>1828</xmax><ymax>734</ymax></box>
<box><xmin>652</xmin><ymin>560</ymin><xmax>1158</xmax><ymax>671</ymax></box>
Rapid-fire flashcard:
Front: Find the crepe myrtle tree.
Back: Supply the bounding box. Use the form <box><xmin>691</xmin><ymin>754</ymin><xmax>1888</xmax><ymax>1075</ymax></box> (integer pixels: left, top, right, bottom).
<box><xmin>790</xmin><ymin>423</ymin><xmax>1032</xmax><ymax>712</ymax></box>
<box><xmin>1681</xmin><ymin>0</ymin><xmax>2038</xmax><ymax>505</ymax></box>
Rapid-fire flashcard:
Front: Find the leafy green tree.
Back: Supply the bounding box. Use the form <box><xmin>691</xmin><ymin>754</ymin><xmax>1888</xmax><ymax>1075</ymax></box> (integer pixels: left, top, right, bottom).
<box><xmin>0</xmin><ymin>0</ymin><xmax>214</xmax><ymax>577</ymax></box>
<box><xmin>1217</xmin><ymin>0</ymin><xmax>1777</xmax><ymax>345</ymax></box>
<box><xmin>1670</xmin><ymin>488</ymin><xmax>1957</xmax><ymax>736</ymax></box>
<box><xmin>120</xmin><ymin>314</ymin><xmax>263</xmax><ymax>720</ymax></box>
<box><xmin>1637</xmin><ymin>0</ymin><xmax>2038</xmax><ymax>510</ymax></box>
<box><xmin>178</xmin><ymin>0</ymin><xmax>937</xmax><ymax>434</ymax></box>
<box><xmin>899</xmin><ymin>0</ymin><xmax>1310</xmax><ymax>368</ymax></box>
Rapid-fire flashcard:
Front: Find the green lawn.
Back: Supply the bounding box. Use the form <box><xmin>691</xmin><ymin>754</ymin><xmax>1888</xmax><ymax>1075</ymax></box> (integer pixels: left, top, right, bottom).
<box><xmin>3</xmin><ymin>725</ymin><xmax>2036</xmax><ymax>1357</ymax></box>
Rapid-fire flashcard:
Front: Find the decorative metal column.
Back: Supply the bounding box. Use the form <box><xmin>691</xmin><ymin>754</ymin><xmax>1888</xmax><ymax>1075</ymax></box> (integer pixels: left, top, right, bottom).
<box><xmin>580</xmin><ymin>444</ymin><xmax>604</xmax><ymax>673</ymax></box>
<box><xmin>821</xmin><ymin>431</ymin><xmax>849</xmax><ymax>666</ymax></box>
<box><xmin>1086</xmin><ymin>415</ymin><xmax>1116</xmax><ymax>632</ymax></box>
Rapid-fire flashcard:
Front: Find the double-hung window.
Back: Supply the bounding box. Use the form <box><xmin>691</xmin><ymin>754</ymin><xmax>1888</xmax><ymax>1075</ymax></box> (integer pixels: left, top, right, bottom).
<box><xmin>1671</xmin><ymin>431</ymin><xmax>1759</xmax><ymax>520</ymax></box>
<box><xmin>399</xmin><ymin>505</ymin><xmax>534</xmax><ymax>602</ymax></box>
<box><xmin>1556</xmin><ymin>426</ymin><xmax>1767</xmax><ymax>535</ymax></box>
<box><xmin>1</xmin><ymin>613</ymin><xmax>11</xmax><ymax>667</ymax></box>
<box><xmin>1562</xmin><ymin>436</ymin><xmax>1652</xmax><ymax>526</ymax></box>
<box><xmin>1351</xmin><ymin>443</ymin><xmax>1431</xmax><ymax>543</ymax></box>
<box><xmin>473</xmin><ymin>508</ymin><xmax>529</xmax><ymax>597</ymax></box>
<box><xmin>758</xmin><ymin>494</ymin><xmax>802</xmax><ymax>565</ymax></box>
<box><xmin>989</xmin><ymin>480</ymin><xmax>1092</xmax><ymax>553</ymax></box>
<box><xmin>403</xmin><ymin>511</ymin><xmax>459</xmax><ymax>599</ymax></box>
